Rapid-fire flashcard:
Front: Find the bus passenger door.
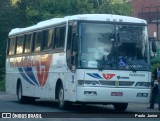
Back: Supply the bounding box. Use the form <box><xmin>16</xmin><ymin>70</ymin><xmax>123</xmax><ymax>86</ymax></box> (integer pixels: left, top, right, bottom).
<box><xmin>65</xmin><ymin>21</ymin><xmax>78</xmax><ymax>101</ymax></box>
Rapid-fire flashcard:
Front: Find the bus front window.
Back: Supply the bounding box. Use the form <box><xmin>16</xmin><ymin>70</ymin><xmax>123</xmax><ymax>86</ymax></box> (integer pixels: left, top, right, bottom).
<box><xmin>78</xmin><ymin>22</ymin><xmax>149</xmax><ymax>71</ymax></box>
<box><xmin>78</xmin><ymin>23</ymin><xmax>116</xmax><ymax>69</ymax></box>
<box><xmin>117</xmin><ymin>25</ymin><xmax>149</xmax><ymax>70</ymax></box>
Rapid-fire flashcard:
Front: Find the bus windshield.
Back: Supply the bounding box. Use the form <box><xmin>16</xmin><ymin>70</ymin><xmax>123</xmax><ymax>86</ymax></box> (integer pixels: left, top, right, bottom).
<box><xmin>78</xmin><ymin>22</ymin><xmax>149</xmax><ymax>71</ymax></box>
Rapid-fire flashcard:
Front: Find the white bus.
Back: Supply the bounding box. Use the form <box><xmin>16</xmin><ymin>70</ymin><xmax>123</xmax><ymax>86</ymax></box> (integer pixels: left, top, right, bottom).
<box><xmin>6</xmin><ymin>14</ymin><xmax>151</xmax><ymax>111</ymax></box>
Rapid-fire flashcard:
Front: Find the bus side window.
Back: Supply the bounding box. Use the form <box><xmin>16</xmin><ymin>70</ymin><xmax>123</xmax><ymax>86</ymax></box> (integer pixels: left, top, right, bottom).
<box><xmin>16</xmin><ymin>36</ymin><xmax>24</xmax><ymax>54</ymax></box>
<box><xmin>54</xmin><ymin>26</ymin><xmax>66</xmax><ymax>49</ymax></box>
<box><xmin>43</xmin><ymin>29</ymin><xmax>54</xmax><ymax>50</ymax></box>
<box><xmin>34</xmin><ymin>31</ymin><xmax>42</xmax><ymax>52</ymax></box>
<box><xmin>24</xmin><ymin>34</ymin><xmax>32</xmax><ymax>53</ymax></box>
<box><xmin>8</xmin><ymin>37</ymin><xmax>16</xmax><ymax>55</ymax></box>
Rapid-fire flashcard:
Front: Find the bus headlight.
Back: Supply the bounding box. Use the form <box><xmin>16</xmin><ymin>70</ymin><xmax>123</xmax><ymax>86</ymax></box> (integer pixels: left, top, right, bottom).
<box><xmin>135</xmin><ymin>82</ymin><xmax>150</xmax><ymax>88</ymax></box>
<box><xmin>78</xmin><ymin>80</ymin><xmax>100</xmax><ymax>86</ymax></box>
<box><xmin>137</xmin><ymin>93</ymin><xmax>148</xmax><ymax>97</ymax></box>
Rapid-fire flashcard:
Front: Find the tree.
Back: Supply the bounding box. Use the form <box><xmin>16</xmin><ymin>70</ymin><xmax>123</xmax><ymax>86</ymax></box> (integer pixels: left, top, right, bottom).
<box><xmin>0</xmin><ymin>0</ymin><xmax>26</xmax><ymax>80</ymax></box>
<box><xmin>0</xmin><ymin>0</ymin><xmax>13</xmax><ymax>80</ymax></box>
<box><xmin>14</xmin><ymin>0</ymin><xmax>132</xmax><ymax>25</ymax></box>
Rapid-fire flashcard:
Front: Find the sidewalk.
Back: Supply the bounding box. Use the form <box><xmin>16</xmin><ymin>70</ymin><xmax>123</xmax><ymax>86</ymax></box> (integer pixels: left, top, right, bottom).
<box><xmin>127</xmin><ymin>103</ymin><xmax>160</xmax><ymax>112</ymax></box>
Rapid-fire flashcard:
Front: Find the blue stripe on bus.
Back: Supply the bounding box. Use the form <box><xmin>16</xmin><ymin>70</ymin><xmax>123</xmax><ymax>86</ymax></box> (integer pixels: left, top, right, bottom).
<box><xmin>23</xmin><ymin>67</ymin><xmax>39</xmax><ymax>86</ymax></box>
<box><xmin>18</xmin><ymin>68</ymin><xmax>36</xmax><ymax>86</ymax></box>
<box><xmin>87</xmin><ymin>73</ymin><xmax>102</xmax><ymax>79</ymax></box>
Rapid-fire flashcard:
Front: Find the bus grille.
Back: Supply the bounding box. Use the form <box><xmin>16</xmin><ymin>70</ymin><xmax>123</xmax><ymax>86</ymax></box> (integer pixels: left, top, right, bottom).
<box><xmin>99</xmin><ymin>81</ymin><xmax>135</xmax><ymax>87</ymax></box>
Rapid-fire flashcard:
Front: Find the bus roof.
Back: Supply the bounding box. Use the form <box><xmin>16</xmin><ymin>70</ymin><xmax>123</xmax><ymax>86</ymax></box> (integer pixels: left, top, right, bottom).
<box><xmin>9</xmin><ymin>14</ymin><xmax>147</xmax><ymax>36</ymax></box>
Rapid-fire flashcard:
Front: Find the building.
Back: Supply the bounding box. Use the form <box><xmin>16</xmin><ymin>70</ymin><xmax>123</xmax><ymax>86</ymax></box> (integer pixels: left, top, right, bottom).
<box><xmin>129</xmin><ymin>0</ymin><xmax>160</xmax><ymax>43</ymax></box>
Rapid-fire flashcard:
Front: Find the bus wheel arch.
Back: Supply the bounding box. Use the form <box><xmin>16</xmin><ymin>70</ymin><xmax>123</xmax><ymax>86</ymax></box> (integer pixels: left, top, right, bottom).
<box><xmin>55</xmin><ymin>79</ymin><xmax>71</xmax><ymax>109</ymax></box>
<box><xmin>55</xmin><ymin>79</ymin><xmax>63</xmax><ymax>100</ymax></box>
<box><xmin>16</xmin><ymin>79</ymin><xmax>25</xmax><ymax>103</ymax></box>
<box><xmin>16</xmin><ymin>79</ymin><xmax>21</xmax><ymax>95</ymax></box>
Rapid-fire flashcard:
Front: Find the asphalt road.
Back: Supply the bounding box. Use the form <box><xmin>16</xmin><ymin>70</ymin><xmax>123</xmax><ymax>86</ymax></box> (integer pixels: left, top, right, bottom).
<box><xmin>0</xmin><ymin>91</ymin><xmax>160</xmax><ymax>121</ymax></box>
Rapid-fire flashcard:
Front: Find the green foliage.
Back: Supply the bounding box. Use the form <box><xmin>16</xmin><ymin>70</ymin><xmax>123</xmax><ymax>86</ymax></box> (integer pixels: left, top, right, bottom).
<box><xmin>14</xmin><ymin>0</ymin><xmax>133</xmax><ymax>25</ymax></box>
<box><xmin>1</xmin><ymin>0</ymin><xmax>133</xmax><ymax>30</ymax></box>
<box><xmin>0</xmin><ymin>0</ymin><xmax>12</xmax><ymax>81</ymax></box>
<box><xmin>151</xmin><ymin>62</ymin><xmax>158</xmax><ymax>72</ymax></box>
<box><xmin>0</xmin><ymin>80</ymin><xmax>5</xmax><ymax>91</ymax></box>
<box><xmin>110</xmin><ymin>2</ymin><xmax>133</xmax><ymax>15</ymax></box>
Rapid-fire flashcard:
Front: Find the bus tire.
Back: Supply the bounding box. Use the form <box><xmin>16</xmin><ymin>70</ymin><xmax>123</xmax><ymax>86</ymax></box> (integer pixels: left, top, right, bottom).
<box><xmin>113</xmin><ymin>103</ymin><xmax>128</xmax><ymax>112</ymax></box>
<box><xmin>57</xmin><ymin>84</ymin><xmax>70</xmax><ymax>110</ymax></box>
<box><xmin>17</xmin><ymin>82</ymin><xmax>26</xmax><ymax>103</ymax></box>
<box><xmin>27</xmin><ymin>97</ymin><xmax>36</xmax><ymax>104</ymax></box>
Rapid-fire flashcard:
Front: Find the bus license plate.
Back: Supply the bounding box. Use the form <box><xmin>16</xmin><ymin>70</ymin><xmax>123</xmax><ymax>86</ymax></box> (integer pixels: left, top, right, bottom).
<box><xmin>111</xmin><ymin>92</ymin><xmax>123</xmax><ymax>96</ymax></box>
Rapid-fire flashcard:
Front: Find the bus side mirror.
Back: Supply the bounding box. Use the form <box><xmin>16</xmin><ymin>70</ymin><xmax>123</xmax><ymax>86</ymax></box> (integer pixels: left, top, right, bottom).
<box><xmin>72</xmin><ymin>33</ymin><xmax>78</xmax><ymax>52</ymax></box>
<box><xmin>149</xmin><ymin>37</ymin><xmax>157</xmax><ymax>53</ymax></box>
<box><xmin>71</xmin><ymin>33</ymin><xmax>78</xmax><ymax>72</ymax></box>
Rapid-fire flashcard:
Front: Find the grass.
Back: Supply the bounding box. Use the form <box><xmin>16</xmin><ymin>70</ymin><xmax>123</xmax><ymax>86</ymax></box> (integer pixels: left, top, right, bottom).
<box><xmin>0</xmin><ymin>80</ymin><xmax>5</xmax><ymax>91</ymax></box>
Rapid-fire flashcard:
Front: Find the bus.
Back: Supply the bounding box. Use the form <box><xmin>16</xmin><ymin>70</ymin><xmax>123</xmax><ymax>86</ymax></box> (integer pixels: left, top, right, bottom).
<box><xmin>6</xmin><ymin>14</ymin><xmax>151</xmax><ymax>111</ymax></box>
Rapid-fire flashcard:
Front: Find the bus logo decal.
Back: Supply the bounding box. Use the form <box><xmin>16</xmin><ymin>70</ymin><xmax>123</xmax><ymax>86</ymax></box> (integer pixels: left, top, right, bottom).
<box><xmin>17</xmin><ymin>55</ymin><xmax>52</xmax><ymax>87</ymax></box>
<box><xmin>87</xmin><ymin>73</ymin><xmax>103</xmax><ymax>79</ymax></box>
<box><xmin>23</xmin><ymin>67</ymin><xmax>39</xmax><ymax>86</ymax></box>
<box><xmin>102</xmin><ymin>74</ymin><xmax>115</xmax><ymax>80</ymax></box>
<box><xmin>115</xmin><ymin>81</ymin><xmax>119</xmax><ymax>87</ymax></box>
<box><xmin>87</xmin><ymin>73</ymin><xmax>115</xmax><ymax>80</ymax></box>
<box><xmin>18</xmin><ymin>68</ymin><xmax>37</xmax><ymax>86</ymax></box>
<box><xmin>36</xmin><ymin>55</ymin><xmax>52</xmax><ymax>87</ymax></box>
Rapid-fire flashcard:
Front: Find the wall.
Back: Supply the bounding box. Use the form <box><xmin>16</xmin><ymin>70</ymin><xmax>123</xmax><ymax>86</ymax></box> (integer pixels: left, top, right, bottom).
<box><xmin>129</xmin><ymin>0</ymin><xmax>160</xmax><ymax>42</ymax></box>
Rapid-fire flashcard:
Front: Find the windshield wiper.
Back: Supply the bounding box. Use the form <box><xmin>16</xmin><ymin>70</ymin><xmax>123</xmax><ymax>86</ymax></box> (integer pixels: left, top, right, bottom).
<box><xmin>125</xmin><ymin>58</ymin><xmax>136</xmax><ymax>72</ymax></box>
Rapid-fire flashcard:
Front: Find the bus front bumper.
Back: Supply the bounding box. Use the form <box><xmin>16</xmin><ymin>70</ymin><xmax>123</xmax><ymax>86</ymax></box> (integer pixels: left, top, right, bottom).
<box><xmin>76</xmin><ymin>87</ymin><xmax>150</xmax><ymax>103</ymax></box>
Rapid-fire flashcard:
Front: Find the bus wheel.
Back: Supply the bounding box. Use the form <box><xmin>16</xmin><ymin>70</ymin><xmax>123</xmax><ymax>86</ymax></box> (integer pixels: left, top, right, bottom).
<box><xmin>57</xmin><ymin>84</ymin><xmax>70</xmax><ymax>109</ymax></box>
<box><xmin>17</xmin><ymin>82</ymin><xmax>25</xmax><ymax>103</ymax></box>
<box><xmin>113</xmin><ymin>103</ymin><xmax>128</xmax><ymax>112</ymax></box>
